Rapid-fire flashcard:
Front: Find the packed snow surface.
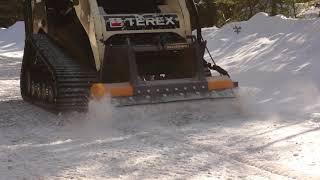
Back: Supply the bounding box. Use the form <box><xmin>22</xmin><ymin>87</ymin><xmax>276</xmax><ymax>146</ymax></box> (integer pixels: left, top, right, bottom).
<box><xmin>0</xmin><ymin>13</ymin><xmax>320</xmax><ymax>179</ymax></box>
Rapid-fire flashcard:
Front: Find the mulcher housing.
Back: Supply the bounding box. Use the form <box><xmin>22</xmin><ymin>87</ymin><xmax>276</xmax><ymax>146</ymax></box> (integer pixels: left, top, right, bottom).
<box><xmin>21</xmin><ymin>0</ymin><xmax>237</xmax><ymax>111</ymax></box>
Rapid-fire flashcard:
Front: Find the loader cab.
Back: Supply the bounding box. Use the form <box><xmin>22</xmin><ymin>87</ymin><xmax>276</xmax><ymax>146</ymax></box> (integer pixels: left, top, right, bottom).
<box><xmin>98</xmin><ymin>0</ymin><xmax>164</xmax><ymax>14</ymax></box>
<box><xmin>96</xmin><ymin>0</ymin><xmax>198</xmax><ymax>83</ymax></box>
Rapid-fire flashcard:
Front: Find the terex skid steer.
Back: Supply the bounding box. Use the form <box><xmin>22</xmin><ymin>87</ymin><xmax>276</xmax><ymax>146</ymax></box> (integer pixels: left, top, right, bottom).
<box><xmin>20</xmin><ymin>0</ymin><xmax>238</xmax><ymax>111</ymax></box>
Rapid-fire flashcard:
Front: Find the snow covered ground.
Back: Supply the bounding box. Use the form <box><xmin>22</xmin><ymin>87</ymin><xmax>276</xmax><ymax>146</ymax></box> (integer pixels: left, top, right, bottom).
<box><xmin>0</xmin><ymin>13</ymin><xmax>320</xmax><ymax>179</ymax></box>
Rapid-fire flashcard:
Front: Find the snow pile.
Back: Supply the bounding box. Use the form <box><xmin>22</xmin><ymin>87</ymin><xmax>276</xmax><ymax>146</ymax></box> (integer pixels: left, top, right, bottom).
<box><xmin>203</xmin><ymin>12</ymin><xmax>320</xmax><ymax>117</ymax></box>
<box><xmin>0</xmin><ymin>21</ymin><xmax>25</xmax><ymax>58</ymax></box>
<box><xmin>0</xmin><ymin>22</ymin><xmax>24</xmax><ymax>101</ymax></box>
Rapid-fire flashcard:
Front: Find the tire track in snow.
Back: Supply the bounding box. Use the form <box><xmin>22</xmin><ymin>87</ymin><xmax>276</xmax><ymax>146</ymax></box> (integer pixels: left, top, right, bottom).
<box><xmin>195</xmin><ymin>143</ymin><xmax>315</xmax><ymax>180</ymax></box>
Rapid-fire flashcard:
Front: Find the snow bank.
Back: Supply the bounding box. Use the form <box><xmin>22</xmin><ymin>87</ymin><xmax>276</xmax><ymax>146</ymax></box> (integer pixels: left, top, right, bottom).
<box><xmin>0</xmin><ymin>22</ymin><xmax>24</xmax><ymax>102</ymax></box>
<box><xmin>204</xmin><ymin>12</ymin><xmax>320</xmax><ymax>117</ymax></box>
<box><xmin>0</xmin><ymin>21</ymin><xmax>24</xmax><ymax>58</ymax></box>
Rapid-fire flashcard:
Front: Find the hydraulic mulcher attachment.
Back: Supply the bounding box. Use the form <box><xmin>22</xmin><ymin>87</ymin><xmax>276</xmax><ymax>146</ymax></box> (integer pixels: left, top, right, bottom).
<box><xmin>91</xmin><ymin>37</ymin><xmax>238</xmax><ymax>106</ymax></box>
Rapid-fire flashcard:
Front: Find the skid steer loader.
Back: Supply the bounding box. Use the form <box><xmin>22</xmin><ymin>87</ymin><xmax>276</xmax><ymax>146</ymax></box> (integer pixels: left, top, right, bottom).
<box><xmin>20</xmin><ymin>0</ymin><xmax>238</xmax><ymax>112</ymax></box>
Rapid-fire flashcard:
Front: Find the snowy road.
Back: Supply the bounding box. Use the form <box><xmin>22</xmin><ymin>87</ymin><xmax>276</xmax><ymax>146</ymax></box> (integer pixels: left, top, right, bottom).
<box><xmin>1</xmin><ymin>14</ymin><xmax>320</xmax><ymax>179</ymax></box>
<box><xmin>1</xmin><ymin>85</ymin><xmax>319</xmax><ymax>180</ymax></box>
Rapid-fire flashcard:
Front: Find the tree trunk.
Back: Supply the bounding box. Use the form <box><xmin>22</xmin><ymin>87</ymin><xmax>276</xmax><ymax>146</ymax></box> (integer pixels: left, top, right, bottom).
<box><xmin>212</xmin><ymin>1</ymin><xmax>218</xmax><ymax>26</ymax></box>
<box><xmin>292</xmin><ymin>0</ymin><xmax>297</xmax><ymax>18</ymax></box>
<box><xmin>248</xmin><ymin>0</ymin><xmax>253</xmax><ymax>18</ymax></box>
<box><xmin>271</xmin><ymin>0</ymin><xmax>278</xmax><ymax>16</ymax></box>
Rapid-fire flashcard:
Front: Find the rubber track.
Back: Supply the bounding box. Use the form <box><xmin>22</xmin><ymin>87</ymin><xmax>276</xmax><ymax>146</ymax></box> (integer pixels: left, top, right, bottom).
<box><xmin>30</xmin><ymin>34</ymin><xmax>97</xmax><ymax>112</ymax></box>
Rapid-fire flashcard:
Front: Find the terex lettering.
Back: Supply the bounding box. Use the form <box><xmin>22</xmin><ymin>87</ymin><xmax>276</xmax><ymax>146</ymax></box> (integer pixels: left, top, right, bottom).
<box><xmin>105</xmin><ymin>14</ymin><xmax>180</xmax><ymax>31</ymax></box>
